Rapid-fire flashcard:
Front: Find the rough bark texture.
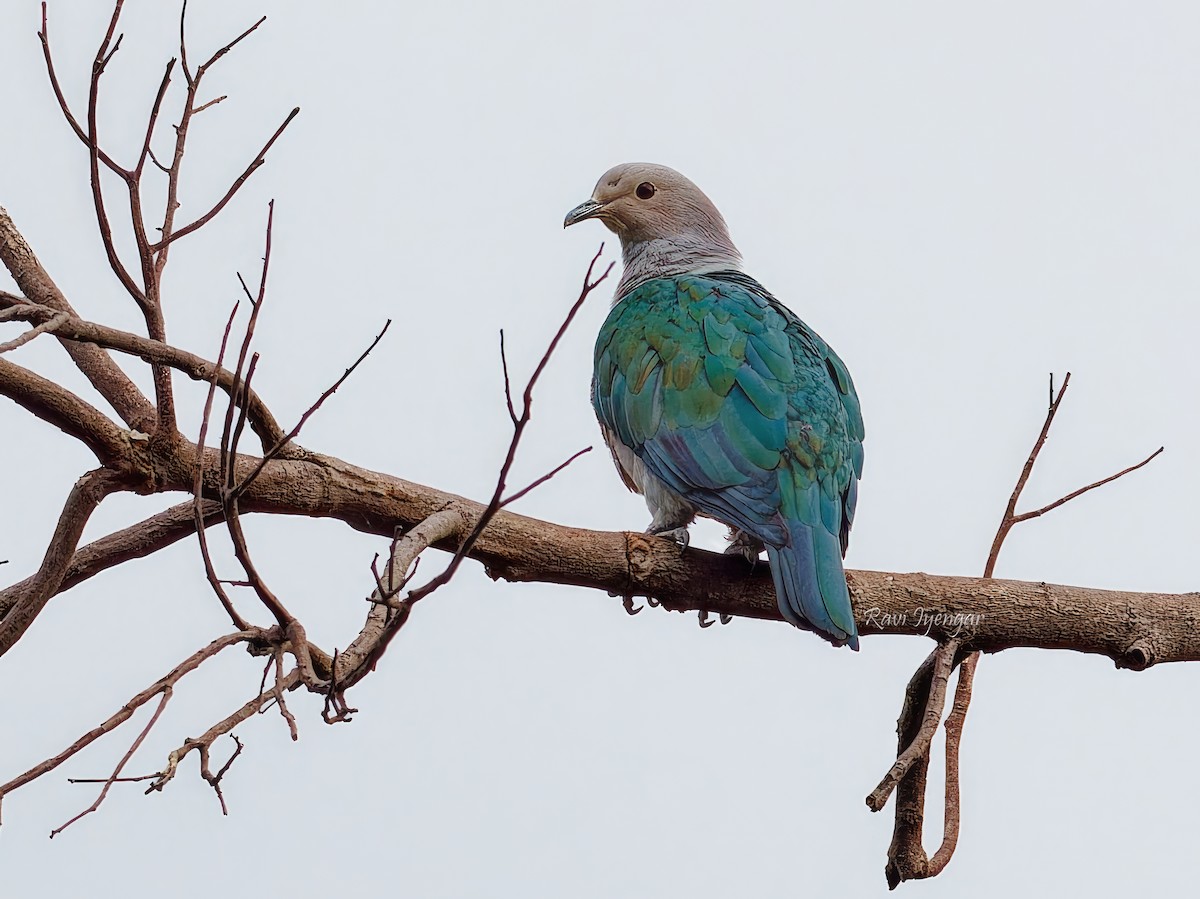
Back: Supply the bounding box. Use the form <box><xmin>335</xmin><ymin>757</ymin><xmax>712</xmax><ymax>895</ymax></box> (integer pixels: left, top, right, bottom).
<box><xmin>1</xmin><ymin>435</ymin><xmax>1193</xmax><ymax>668</ymax></box>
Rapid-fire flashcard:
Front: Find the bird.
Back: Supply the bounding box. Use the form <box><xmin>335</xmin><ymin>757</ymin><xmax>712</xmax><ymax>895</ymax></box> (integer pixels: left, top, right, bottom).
<box><xmin>564</xmin><ymin>163</ymin><xmax>865</xmax><ymax>648</ymax></box>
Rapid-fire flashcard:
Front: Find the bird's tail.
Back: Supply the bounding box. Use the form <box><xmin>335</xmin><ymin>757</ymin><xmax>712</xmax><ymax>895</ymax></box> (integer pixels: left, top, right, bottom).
<box><xmin>767</xmin><ymin>522</ymin><xmax>859</xmax><ymax>650</ymax></box>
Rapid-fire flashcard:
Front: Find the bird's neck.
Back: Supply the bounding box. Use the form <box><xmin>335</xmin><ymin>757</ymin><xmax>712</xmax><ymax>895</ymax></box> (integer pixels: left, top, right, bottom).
<box><xmin>616</xmin><ymin>233</ymin><xmax>743</xmax><ymax>301</ymax></box>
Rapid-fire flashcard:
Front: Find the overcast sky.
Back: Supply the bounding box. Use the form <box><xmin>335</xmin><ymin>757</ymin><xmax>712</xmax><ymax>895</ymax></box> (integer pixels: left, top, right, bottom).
<box><xmin>2</xmin><ymin>1</ymin><xmax>1198</xmax><ymax>895</ymax></box>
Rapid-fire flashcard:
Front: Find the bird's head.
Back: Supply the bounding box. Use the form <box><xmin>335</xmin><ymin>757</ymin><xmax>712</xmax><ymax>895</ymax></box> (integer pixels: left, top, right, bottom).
<box><xmin>563</xmin><ymin>163</ymin><xmax>738</xmax><ymax>255</ymax></box>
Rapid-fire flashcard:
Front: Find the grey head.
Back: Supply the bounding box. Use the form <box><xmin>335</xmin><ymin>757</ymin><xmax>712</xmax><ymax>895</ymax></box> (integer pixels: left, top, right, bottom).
<box><xmin>564</xmin><ymin>163</ymin><xmax>742</xmax><ymax>296</ymax></box>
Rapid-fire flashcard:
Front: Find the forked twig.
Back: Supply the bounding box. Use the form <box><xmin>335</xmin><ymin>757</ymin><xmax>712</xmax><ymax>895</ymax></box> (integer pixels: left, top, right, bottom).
<box><xmin>232</xmin><ymin>318</ymin><xmax>393</xmax><ymax>497</ymax></box>
<box><xmin>876</xmin><ymin>373</ymin><xmax>1164</xmax><ymax>887</ymax></box>
<box><xmin>0</xmin><ymin>629</ymin><xmax>267</xmax><ymax>825</ymax></box>
<box><xmin>50</xmin><ymin>689</ymin><xmax>172</xmax><ymax>837</ymax></box>
<box><xmin>984</xmin><ymin>373</ymin><xmax>1162</xmax><ymax>577</ymax></box>
<box><xmin>405</xmin><ymin>245</ymin><xmax>611</xmax><ymax>602</ymax></box>
<box><xmin>327</xmin><ymin>248</ymin><xmax>612</xmax><ymax>698</ymax></box>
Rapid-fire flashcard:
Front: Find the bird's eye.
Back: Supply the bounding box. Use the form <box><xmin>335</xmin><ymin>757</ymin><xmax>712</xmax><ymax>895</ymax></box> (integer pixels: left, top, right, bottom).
<box><xmin>635</xmin><ymin>182</ymin><xmax>656</xmax><ymax>200</ymax></box>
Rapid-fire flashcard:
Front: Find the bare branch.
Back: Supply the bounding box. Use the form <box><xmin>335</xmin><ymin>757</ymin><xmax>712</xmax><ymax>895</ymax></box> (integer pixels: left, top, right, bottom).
<box><xmin>234</xmin><ymin>318</ymin><xmax>391</xmax><ymax>496</ymax></box>
<box><xmin>85</xmin><ymin>0</ymin><xmax>147</xmax><ymax>308</ymax></box>
<box><xmin>133</xmin><ymin>59</ymin><xmax>176</xmax><ymax>177</ymax></box>
<box><xmin>197</xmin><ymin>734</ymin><xmax>243</xmax><ymax>815</ymax></box>
<box><xmin>0</xmin><ymin>469</ymin><xmax>132</xmax><ymax>656</ymax></box>
<box><xmin>0</xmin><ymin>300</ymin><xmax>285</xmax><ymax>449</ymax></box>
<box><xmin>1013</xmin><ymin>446</ymin><xmax>1164</xmax><ymax>524</ymax></box>
<box><xmin>223</xmin><ymin>504</ymin><xmax>294</xmax><ymax>627</ymax></box>
<box><xmin>0</xmin><ymin>501</ymin><xmax>222</xmax><ymax>624</ymax></box>
<box><xmin>334</xmin><ymin>509</ymin><xmax>466</xmax><ymax>695</ymax></box>
<box><xmin>411</xmin><ymin>245</ymin><xmax>613</xmax><ymax>600</ymax></box>
<box><xmin>878</xmin><ymin>373</ymin><xmax>1165</xmax><ymax>885</ymax></box>
<box><xmin>984</xmin><ymin>373</ymin><xmax>1161</xmax><ymax>577</ymax></box>
<box><xmin>149</xmin><ymin>668</ymin><xmax>300</xmax><ymax>796</ymax></box>
<box><xmin>499</xmin><ymin>329</ymin><xmax>518</xmax><ymax>425</ymax></box>
<box><xmin>0</xmin><ymin>212</ymin><xmax>155</xmax><ymax>431</ymax></box>
<box><xmin>500</xmin><ymin>446</ymin><xmax>593</xmax><ymax>507</ymax></box>
<box><xmin>50</xmin><ymin>689</ymin><xmax>172</xmax><ymax>838</ymax></box>
<box><xmin>0</xmin><ymin>311</ymin><xmax>69</xmax><ymax>354</ymax></box>
<box><xmin>0</xmin><ymin>358</ymin><xmax>127</xmax><ymax>462</ymax></box>
<box><xmin>37</xmin><ymin>2</ymin><xmax>123</xmax><ymax>175</ymax></box>
<box><xmin>866</xmin><ymin>638</ymin><xmax>962</xmax><ymax>812</ymax></box>
<box><xmin>194</xmin><ymin>303</ymin><xmax>250</xmax><ymax>630</ymax></box>
<box><xmin>0</xmin><ymin>629</ymin><xmax>265</xmax><ymax>818</ymax></box>
<box><xmin>196</xmin><ymin>16</ymin><xmax>267</xmax><ymax>76</ymax></box>
<box><xmin>925</xmin><ymin>652</ymin><xmax>979</xmax><ymax>877</ymax></box>
<box><xmin>152</xmin><ymin>108</ymin><xmax>300</xmax><ymax>252</ymax></box>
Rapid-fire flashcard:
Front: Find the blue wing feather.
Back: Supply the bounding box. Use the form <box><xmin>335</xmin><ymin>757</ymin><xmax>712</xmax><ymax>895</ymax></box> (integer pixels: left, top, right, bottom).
<box><xmin>593</xmin><ymin>271</ymin><xmax>864</xmax><ymax>647</ymax></box>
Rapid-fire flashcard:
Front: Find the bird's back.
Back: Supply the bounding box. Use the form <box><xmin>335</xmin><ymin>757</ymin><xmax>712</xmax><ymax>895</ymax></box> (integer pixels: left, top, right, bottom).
<box><xmin>593</xmin><ymin>271</ymin><xmax>864</xmax><ymax>645</ymax></box>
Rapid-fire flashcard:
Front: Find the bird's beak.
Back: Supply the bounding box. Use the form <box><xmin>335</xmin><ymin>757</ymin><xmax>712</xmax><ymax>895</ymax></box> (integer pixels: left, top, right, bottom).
<box><xmin>563</xmin><ymin>198</ymin><xmax>604</xmax><ymax>228</ymax></box>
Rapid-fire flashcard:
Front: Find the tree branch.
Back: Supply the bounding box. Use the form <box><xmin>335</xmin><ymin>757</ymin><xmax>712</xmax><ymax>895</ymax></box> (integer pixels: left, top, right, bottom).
<box><xmin>0</xmin><ymin>211</ymin><xmax>155</xmax><ymax>431</ymax></box>
<box><xmin>866</xmin><ymin>638</ymin><xmax>962</xmax><ymax>812</ymax></box>
<box><xmin>0</xmin><ymin>468</ymin><xmax>132</xmax><ymax>656</ymax></box>
<box><xmin>2</xmin><ymin>436</ymin><xmax>1188</xmax><ymax>666</ymax></box>
<box><xmin>0</xmin><ymin>500</ymin><xmax>221</xmax><ymax>622</ymax></box>
<box><xmin>0</xmin><ymin>357</ymin><xmax>128</xmax><ymax>462</ymax></box>
<box><xmin>0</xmin><ymin>628</ymin><xmax>268</xmax><ymax>821</ymax></box>
<box><xmin>0</xmin><ymin>300</ymin><xmax>286</xmax><ymax>449</ymax></box>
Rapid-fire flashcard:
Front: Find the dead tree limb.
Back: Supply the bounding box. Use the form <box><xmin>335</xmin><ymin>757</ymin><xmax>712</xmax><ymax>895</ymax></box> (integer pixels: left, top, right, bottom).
<box><xmin>875</xmin><ymin>371</ymin><xmax>1163</xmax><ymax>887</ymax></box>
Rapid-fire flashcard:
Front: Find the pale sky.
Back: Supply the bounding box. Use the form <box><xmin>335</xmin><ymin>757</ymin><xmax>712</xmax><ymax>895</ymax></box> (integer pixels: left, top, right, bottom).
<box><xmin>1</xmin><ymin>1</ymin><xmax>1198</xmax><ymax>895</ymax></box>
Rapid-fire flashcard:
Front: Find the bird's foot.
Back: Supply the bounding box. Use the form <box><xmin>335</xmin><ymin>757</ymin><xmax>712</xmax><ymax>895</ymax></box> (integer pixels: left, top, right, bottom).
<box><xmin>646</xmin><ymin>525</ymin><xmax>690</xmax><ymax>549</ymax></box>
<box><xmin>724</xmin><ymin>530</ymin><xmax>764</xmax><ymax>567</ymax></box>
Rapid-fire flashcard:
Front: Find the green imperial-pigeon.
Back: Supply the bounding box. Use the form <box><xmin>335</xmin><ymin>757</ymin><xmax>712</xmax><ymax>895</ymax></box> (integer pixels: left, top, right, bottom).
<box><xmin>564</xmin><ymin>163</ymin><xmax>865</xmax><ymax>648</ymax></box>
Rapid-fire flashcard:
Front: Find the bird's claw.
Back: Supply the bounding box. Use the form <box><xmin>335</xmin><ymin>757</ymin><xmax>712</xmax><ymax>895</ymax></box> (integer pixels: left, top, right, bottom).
<box><xmin>698</xmin><ymin>609</ymin><xmax>715</xmax><ymax>628</ymax></box>
<box><xmin>719</xmin><ymin>613</ymin><xmax>732</xmax><ymax>625</ymax></box>
<box><xmin>724</xmin><ymin>531</ymin><xmax>764</xmax><ymax>567</ymax></box>
<box><xmin>647</xmin><ymin>526</ymin><xmax>690</xmax><ymax>549</ymax></box>
<box><xmin>622</xmin><ymin>594</ymin><xmax>643</xmax><ymax>616</ymax></box>
<box><xmin>646</xmin><ymin>596</ymin><xmax>661</xmax><ymax>608</ymax></box>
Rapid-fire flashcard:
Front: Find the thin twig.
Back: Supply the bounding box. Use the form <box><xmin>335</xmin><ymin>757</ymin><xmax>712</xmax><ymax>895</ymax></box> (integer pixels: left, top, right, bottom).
<box><xmin>151</xmin><ymin>109</ymin><xmax>299</xmax><ymax>252</ymax></box>
<box><xmin>0</xmin><ymin>311</ymin><xmax>69</xmax><ymax>354</ymax></box>
<box><xmin>50</xmin><ymin>689</ymin><xmax>172</xmax><ymax>838</ymax></box>
<box><xmin>192</xmin><ymin>12</ymin><xmax>267</xmax><ymax>83</ymax></box>
<box><xmin>194</xmin><ymin>302</ymin><xmax>249</xmax><ymax>630</ymax></box>
<box><xmin>500</xmin><ymin>446</ymin><xmax>593</xmax><ymax>507</ymax></box>
<box><xmin>984</xmin><ymin>373</ymin><xmax>1162</xmax><ymax>577</ymax></box>
<box><xmin>133</xmin><ymin>60</ymin><xmax>176</xmax><ymax>178</ymax></box>
<box><xmin>0</xmin><ymin>630</ymin><xmax>263</xmax><ymax>822</ymax></box>
<box><xmin>407</xmin><ymin>245</ymin><xmax>612</xmax><ymax>602</ymax></box>
<box><xmin>149</xmin><ymin>668</ymin><xmax>300</xmax><ymax>796</ymax></box>
<box><xmin>37</xmin><ymin>2</ymin><xmax>123</xmax><ymax>174</ymax></box>
<box><xmin>1011</xmin><ymin>447</ymin><xmax>1164</xmax><ymax>525</ymax></box>
<box><xmin>499</xmin><ymin>329</ymin><xmax>518</xmax><ymax>425</ymax></box>
<box><xmin>233</xmin><ymin>318</ymin><xmax>392</xmax><ymax>496</ymax></box>
<box><xmin>83</xmin><ymin>0</ymin><xmax>147</xmax><ymax>308</ymax></box>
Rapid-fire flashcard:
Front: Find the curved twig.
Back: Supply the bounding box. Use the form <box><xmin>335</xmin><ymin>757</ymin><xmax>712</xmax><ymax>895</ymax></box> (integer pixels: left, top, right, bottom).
<box><xmin>866</xmin><ymin>637</ymin><xmax>962</xmax><ymax>812</ymax></box>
